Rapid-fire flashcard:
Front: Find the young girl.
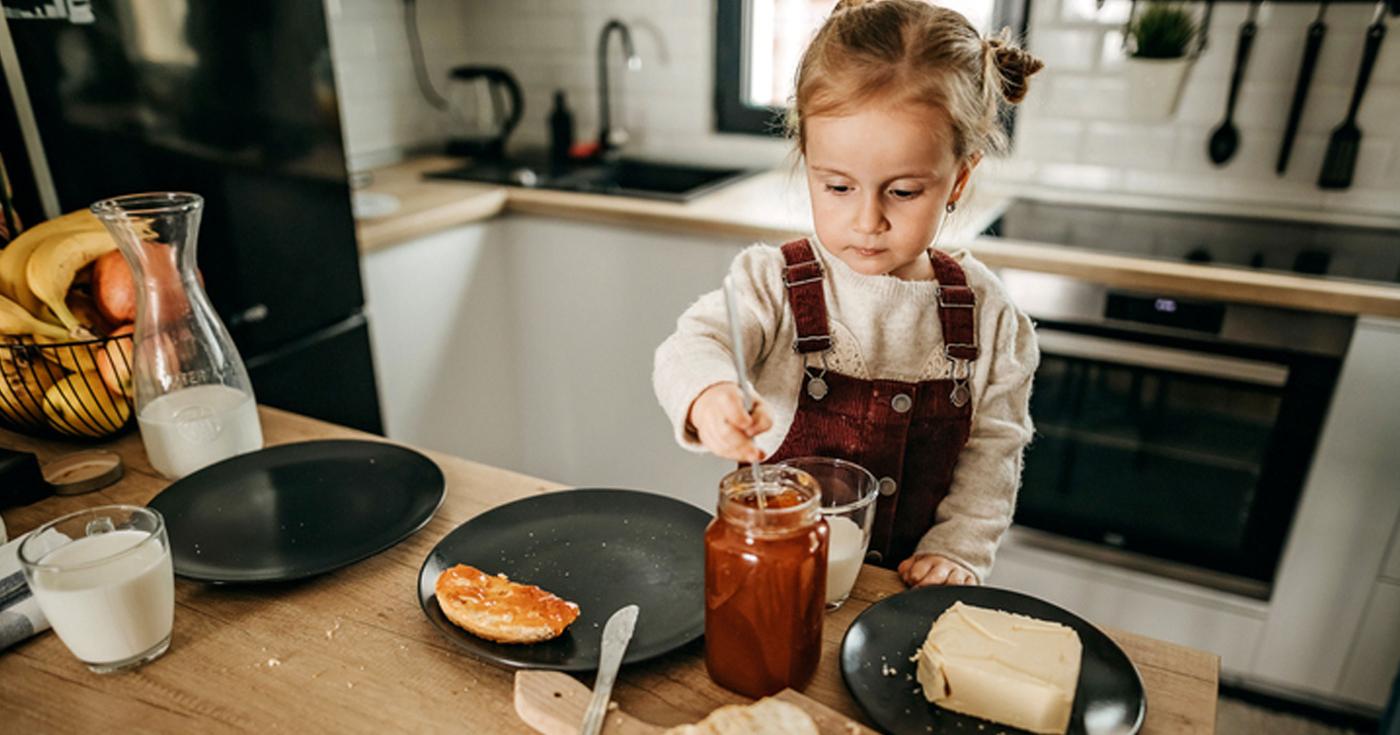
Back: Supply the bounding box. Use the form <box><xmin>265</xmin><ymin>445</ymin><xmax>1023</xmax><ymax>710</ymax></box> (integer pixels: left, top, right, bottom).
<box><xmin>654</xmin><ymin>0</ymin><xmax>1043</xmax><ymax>588</ymax></box>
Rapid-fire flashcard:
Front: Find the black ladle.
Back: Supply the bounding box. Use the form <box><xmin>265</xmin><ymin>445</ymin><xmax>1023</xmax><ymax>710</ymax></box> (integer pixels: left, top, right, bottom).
<box><xmin>1208</xmin><ymin>0</ymin><xmax>1261</xmax><ymax>165</ymax></box>
<box><xmin>1278</xmin><ymin>1</ymin><xmax>1330</xmax><ymax>174</ymax></box>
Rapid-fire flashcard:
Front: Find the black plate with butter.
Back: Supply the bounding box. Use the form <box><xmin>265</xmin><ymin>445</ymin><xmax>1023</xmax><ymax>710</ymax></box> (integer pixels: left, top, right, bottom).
<box><xmin>841</xmin><ymin>586</ymin><xmax>1145</xmax><ymax>735</ymax></box>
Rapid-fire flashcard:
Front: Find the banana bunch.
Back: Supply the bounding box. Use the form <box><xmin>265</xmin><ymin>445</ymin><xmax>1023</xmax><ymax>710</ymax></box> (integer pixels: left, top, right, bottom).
<box><xmin>0</xmin><ymin>209</ymin><xmax>135</xmax><ymax>436</ymax></box>
<box><xmin>0</xmin><ymin>209</ymin><xmax>107</xmax><ymax>323</ymax></box>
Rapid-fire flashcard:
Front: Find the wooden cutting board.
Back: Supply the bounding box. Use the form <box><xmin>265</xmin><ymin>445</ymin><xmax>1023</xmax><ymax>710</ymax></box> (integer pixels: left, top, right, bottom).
<box><xmin>514</xmin><ymin>670</ymin><xmax>877</xmax><ymax>734</ymax></box>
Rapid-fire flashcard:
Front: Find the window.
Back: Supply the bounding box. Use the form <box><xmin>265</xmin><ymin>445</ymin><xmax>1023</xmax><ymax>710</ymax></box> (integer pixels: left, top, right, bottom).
<box><xmin>714</xmin><ymin>0</ymin><xmax>1028</xmax><ymax>136</ymax></box>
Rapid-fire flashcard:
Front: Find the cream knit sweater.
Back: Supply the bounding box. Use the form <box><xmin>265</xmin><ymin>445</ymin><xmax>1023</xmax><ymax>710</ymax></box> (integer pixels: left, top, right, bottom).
<box><xmin>653</xmin><ymin>237</ymin><xmax>1038</xmax><ymax>580</ymax></box>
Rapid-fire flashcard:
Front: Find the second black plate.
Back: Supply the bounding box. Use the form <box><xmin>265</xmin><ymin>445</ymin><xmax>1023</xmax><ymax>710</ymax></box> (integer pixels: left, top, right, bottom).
<box><xmin>841</xmin><ymin>586</ymin><xmax>1145</xmax><ymax>735</ymax></box>
<box><xmin>418</xmin><ymin>488</ymin><xmax>711</xmax><ymax>671</ymax></box>
<box><xmin>149</xmin><ymin>440</ymin><xmax>444</xmax><ymax>583</ymax></box>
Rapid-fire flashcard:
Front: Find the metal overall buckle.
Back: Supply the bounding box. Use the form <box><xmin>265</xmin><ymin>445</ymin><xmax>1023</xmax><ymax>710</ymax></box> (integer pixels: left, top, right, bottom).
<box><xmin>783</xmin><ymin>256</ymin><xmax>824</xmax><ymax>287</ymax></box>
<box><xmin>803</xmin><ymin>352</ymin><xmax>830</xmax><ymax>401</ymax></box>
<box><xmin>947</xmin><ymin>353</ymin><xmax>972</xmax><ymax>407</ymax></box>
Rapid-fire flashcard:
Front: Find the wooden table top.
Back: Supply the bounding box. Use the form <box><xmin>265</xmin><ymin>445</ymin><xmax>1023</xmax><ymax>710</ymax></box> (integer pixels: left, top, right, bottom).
<box><xmin>0</xmin><ymin>407</ymin><xmax>1219</xmax><ymax>733</ymax></box>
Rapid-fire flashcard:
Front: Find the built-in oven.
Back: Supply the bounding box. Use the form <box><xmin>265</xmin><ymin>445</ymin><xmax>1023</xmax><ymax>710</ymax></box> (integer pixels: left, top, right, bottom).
<box><xmin>999</xmin><ymin>269</ymin><xmax>1353</xmax><ymax>599</ymax></box>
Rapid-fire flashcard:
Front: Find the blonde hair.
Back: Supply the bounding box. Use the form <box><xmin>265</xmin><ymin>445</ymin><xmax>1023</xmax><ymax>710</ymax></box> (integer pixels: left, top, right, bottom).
<box><xmin>789</xmin><ymin>0</ymin><xmax>1044</xmax><ymax>161</ymax></box>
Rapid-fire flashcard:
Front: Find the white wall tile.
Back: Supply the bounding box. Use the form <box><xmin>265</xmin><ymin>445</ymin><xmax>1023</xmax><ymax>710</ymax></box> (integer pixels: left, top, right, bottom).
<box><xmin>1058</xmin><ymin>0</ymin><xmax>1130</xmax><ymax>26</ymax></box>
<box><xmin>1013</xmin><ymin>119</ymin><xmax>1083</xmax><ymax>163</ymax></box>
<box><xmin>1030</xmin><ymin>29</ymin><xmax>1102</xmax><ymax>72</ymax></box>
<box><xmin>327</xmin><ymin>0</ymin><xmax>1400</xmax><ymax>216</ymax></box>
<box><xmin>1098</xmin><ymin>30</ymin><xmax>1126</xmax><ymax>71</ymax></box>
<box><xmin>1376</xmin><ymin>29</ymin><xmax>1400</xmax><ymax>85</ymax></box>
<box><xmin>1044</xmin><ymin>75</ymin><xmax>1128</xmax><ymax>120</ymax></box>
<box><xmin>1357</xmin><ymin>85</ymin><xmax>1400</xmax><ymax>135</ymax></box>
<box><xmin>1230</xmin><ymin>83</ymin><xmax>1291</xmax><ymax>130</ymax></box>
<box><xmin>1030</xmin><ymin>0</ymin><xmax>1062</xmax><ymax>30</ymax></box>
<box><xmin>1248</xmin><ymin>29</ymin><xmax>1310</xmax><ymax>90</ymax></box>
<box><xmin>1172</xmin><ymin>72</ymin><xmax>1229</xmax><ymax>126</ymax></box>
<box><xmin>1081</xmin><ymin>122</ymin><xmax>1175</xmax><ymax>169</ymax></box>
<box><xmin>1292</xmin><ymin>84</ymin><xmax>1351</xmax><ymax>136</ymax></box>
<box><xmin>1007</xmin><ymin>0</ymin><xmax>1400</xmax><ymax>216</ymax></box>
<box><xmin>1352</xmin><ymin>140</ymin><xmax>1397</xmax><ymax>190</ymax></box>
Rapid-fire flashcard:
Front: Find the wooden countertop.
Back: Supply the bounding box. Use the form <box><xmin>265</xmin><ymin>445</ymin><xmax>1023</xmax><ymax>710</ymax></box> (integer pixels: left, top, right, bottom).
<box><xmin>353</xmin><ymin>159</ymin><xmax>508</xmax><ymax>252</ymax></box>
<box><xmin>1</xmin><ymin>408</ymin><xmax>1218</xmax><ymax>733</ymax></box>
<box><xmin>355</xmin><ymin>156</ymin><xmax>1400</xmax><ymax>319</ymax></box>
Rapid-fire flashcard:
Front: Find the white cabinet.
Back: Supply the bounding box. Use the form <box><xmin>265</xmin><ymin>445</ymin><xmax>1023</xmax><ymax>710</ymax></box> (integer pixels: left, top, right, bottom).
<box><xmin>361</xmin><ymin>214</ymin><xmax>747</xmax><ymax>508</ymax></box>
<box><xmin>1383</xmin><ymin>518</ymin><xmax>1400</xmax><ymax>582</ymax></box>
<box><xmin>495</xmin><ymin>215</ymin><xmax>744</xmax><ymax>508</ymax></box>
<box><xmin>1251</xmin><ymin>317</ymin><xmax>1400</xmax><ymax>705</ymax></box>
<box><xmin>988</xmin><ymin>532</ymin><xmax>1267</xmax><ymax>673</ymax></box>
<box><xmin>360</xmin><ymin>221</ymin><xmax>523</xmax><ymax>471</ymax></box>
<box><xmin>1336</xmin><ymin>582</ymin><xmax>1400</xmax><ymax>707</ymax></box>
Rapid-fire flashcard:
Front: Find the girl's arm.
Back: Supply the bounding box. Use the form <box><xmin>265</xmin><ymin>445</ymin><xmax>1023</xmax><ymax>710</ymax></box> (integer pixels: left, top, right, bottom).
<box><xmin>653</xmin><ymin>245</ymin><xmax>786</xmax><ymax>454</ymax></box>
<box><xmin>912</xmin><ymin>301</ymin><xmax>1039</xmax><ymax>582</ymax></box>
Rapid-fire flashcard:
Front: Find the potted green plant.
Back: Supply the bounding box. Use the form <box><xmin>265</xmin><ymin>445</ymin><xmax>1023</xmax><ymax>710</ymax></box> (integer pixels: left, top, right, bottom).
<box><xmin>1123</xmin><ymin>1</ymin><xmax>1198</xmax><ymax>120</ymax></box>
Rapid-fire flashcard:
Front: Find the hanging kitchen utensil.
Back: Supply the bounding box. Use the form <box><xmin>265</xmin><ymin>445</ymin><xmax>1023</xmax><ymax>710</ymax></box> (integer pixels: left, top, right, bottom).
<box><xmin>1207</xmin><ymin>0</ymin><xmax>1260</xmax><ymax>165</ymax></box>
<box><xmin>1278</xmin><ymin>1</ymin><xmax>1330</xmax><ymax>174</ymax></box>
<box><xmin>1196</xmin><ymin>0</ymin><xmax>1217</xmax><ymax>55</ymax></box>
<box><xmin>1318</xmin><ymin>1</ymin><xmax>1389</xmax><ymax>189</ymax></box>
<box><xmin>1121</xmin><ymin>0</ymin><xmax>1139</xmax><ymax>51</ymax></box>
<box><xmin>444</xmin><ymin>66</ymin><xmax>523</xmax><ymax>160</ymax></box>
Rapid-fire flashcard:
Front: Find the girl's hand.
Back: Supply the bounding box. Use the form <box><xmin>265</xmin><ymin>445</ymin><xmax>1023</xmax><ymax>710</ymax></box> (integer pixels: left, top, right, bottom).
<box><xmin>899</xmin><ymin>553</ymin><xmax>977</xmax><ymax>587</ymax></box>
<box><xmin>687</xmin><ymin>382</ymin><xmax>773</xmax><ymax>463</ymax></box>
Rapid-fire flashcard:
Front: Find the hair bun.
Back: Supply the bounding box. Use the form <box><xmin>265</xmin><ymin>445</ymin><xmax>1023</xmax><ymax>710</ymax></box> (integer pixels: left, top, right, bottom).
<box><xmin>834</xmin><ymin>0</ymin><xmax>880</xmax><ymax>12</ymax></box>
<box><xmin>986</xmin><ymin>38</ymin><xmax>1044</xmax><ymax>104</ymax></box>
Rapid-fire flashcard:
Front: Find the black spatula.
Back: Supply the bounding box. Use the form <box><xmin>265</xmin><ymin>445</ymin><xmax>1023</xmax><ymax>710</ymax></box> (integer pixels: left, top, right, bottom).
<box><xmin>1318</xmin><ymin>3</ymin><xmax>1388</xmax><ymax>189</ymax></box>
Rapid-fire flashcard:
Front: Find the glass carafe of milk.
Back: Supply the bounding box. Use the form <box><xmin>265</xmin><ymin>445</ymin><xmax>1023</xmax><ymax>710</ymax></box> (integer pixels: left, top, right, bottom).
<box><xmin>92</xmin><ymin>193</ymin><xmax>262</xmax><ymax>479</ymax></box>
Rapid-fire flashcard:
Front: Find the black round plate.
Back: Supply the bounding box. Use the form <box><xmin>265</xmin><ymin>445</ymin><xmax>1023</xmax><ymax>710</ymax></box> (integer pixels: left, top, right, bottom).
<box><xmin>418</xmin><ymin>488</ymin><xmax>710</xmax><ymax>671</ymax></box>
<box><xmin>148</xmin><ymin>440</ymin><xmax>444</xmax><ymax>583</ymax></box>
<box><xmin>841</xmin><ymin>586</ymin><xmax>1145</xmax><ymax>735</ymax></box>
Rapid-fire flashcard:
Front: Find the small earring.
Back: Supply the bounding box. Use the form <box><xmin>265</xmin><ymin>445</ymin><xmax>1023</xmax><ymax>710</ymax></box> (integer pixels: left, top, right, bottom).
<box><xmin>946</xmin><ymin>201</ymin><xmax>958</xmax><ymax>214</ymax></box>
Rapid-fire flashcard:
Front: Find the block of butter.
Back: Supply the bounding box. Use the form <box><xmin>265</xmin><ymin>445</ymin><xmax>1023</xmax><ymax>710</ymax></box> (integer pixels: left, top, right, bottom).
<box><xmin>915</xmin><ymin>601</ymin><xmax>1082</xmax><ymax>735</ymax></box>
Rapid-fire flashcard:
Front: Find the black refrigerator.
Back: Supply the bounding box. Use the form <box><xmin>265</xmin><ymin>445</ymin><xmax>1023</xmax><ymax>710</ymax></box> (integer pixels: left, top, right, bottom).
<box><xmin>1</xmin><ymin>0</ymin><xmax>383</xmax><ymax>434</ymax></box>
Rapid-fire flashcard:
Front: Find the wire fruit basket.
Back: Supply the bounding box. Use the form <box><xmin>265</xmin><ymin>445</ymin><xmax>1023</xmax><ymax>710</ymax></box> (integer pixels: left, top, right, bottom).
<box><xmin>0</xmin><ymin>334</ymin><xmax>134</xmax><ymax>440</ymax></box>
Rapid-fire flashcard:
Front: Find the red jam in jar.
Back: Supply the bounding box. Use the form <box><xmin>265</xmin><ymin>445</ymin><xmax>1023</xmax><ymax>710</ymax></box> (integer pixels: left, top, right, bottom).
<box><xmin>704</xmin><ymin>465</ymin><xmax>828</xmax><ymax>697</ymax></box>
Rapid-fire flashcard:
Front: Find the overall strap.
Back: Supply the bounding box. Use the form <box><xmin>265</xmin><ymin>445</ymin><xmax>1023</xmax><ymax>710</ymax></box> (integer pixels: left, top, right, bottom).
<box><xmin>780</xmin><ymin>239</ymin><xmax>831</xmax><ymax>354</ymax></box>
<box><xmin>929</xmin><ymin>249</ymin><xmax>979</xmax><ymax>362</ymax></box>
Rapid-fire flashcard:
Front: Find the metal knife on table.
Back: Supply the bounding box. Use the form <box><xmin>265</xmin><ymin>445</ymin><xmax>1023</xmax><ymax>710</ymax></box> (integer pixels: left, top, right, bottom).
<box><xmin>579</xmin><ymin>604</ymin><xmax>640</xmax><ymax>735</ymax></box>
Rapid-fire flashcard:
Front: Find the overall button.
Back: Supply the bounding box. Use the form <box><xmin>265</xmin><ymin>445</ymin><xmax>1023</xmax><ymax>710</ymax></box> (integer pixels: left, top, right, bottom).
<box><xmin>878</xmin><ymin>477</ymin><xmax>897</xmax><ymax>496</ymax></box>
<box><xmin>891</xmin><ymin>393</ymin><xmax>913</xmax><ymax>413</ymax></box>
<box><xmin>865</xmin><ymin>550</ymin><xmax>883</xmax><ymax>563</ymax></box>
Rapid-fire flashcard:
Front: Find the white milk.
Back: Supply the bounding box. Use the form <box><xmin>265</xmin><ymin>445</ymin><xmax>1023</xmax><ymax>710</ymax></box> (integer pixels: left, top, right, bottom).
<box><xmin>138</xmin><ymin>384</ymin><xmax>263</xmax><ymax>478</ymax></box>
<box><xmin>30</xmin><ymin>530</ymin><xmax>174</xmax><ymax>664</ymax></box>
<box><xmin>825</xmin><ymin>515</ymin><xmax>866</xmax><ymax>604</ymax></box>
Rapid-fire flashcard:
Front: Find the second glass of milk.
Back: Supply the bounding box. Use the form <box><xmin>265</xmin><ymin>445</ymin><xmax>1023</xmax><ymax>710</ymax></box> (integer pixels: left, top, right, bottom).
<box><xmin>19</xmin><ymin>505</ymin><xmax>175</xmax><ymax>673</ymax></box>
<box><xmin>778</xmin><ymin>457</ymin><xmax>878</xmax><ymax>610</ymax></box>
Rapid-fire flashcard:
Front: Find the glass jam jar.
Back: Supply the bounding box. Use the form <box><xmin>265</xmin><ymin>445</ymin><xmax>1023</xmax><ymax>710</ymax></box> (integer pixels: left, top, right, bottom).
<box><xmin>705</xmin><ymin>465</ymin><xmax>829</xmax><ymax>697</ymax></box>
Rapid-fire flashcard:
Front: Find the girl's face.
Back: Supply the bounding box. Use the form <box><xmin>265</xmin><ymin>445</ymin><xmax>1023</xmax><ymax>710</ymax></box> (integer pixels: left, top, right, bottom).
<box><xmin>804</xmin><ymin>100</ymin><xmax>975</xmax><ymax>280</ymax></box>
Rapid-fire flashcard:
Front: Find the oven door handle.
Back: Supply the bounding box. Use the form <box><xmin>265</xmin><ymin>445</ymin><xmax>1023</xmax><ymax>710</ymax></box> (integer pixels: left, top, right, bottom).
<box><xmin>1036</xmin><ymin>328</ymin><xmax>1290</xmax><ymax>387</ymax></box>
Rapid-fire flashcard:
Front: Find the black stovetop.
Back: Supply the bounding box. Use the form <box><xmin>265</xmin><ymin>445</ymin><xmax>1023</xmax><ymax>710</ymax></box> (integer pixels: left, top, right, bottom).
<box><xmin>985</xmin><ymin>199</ymin><xmax>1400</xmax><ymax>285</ymax></box>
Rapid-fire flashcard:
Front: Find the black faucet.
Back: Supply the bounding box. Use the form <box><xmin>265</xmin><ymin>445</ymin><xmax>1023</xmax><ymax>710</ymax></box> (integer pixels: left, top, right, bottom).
<box><xmin>596</xmin><ymin>19</ymin><xmax>640</xmax><ymax>157</ymax></box>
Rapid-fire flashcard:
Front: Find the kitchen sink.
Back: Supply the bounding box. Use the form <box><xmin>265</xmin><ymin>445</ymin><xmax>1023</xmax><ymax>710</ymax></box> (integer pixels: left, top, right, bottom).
<box><xmin>427</xmin><ymin>156</ymin><xmax>753</xmax><ymax>202</ymax></box>
<box><xmin>546</xmin><ymin>158</ymin><xmax>752</xmax><ymax>202</ymax></box>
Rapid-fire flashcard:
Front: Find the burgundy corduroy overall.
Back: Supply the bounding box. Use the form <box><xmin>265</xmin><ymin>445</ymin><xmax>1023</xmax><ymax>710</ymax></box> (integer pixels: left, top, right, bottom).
<box><xmin>766</xmin><ymin>239</ymin><xmax>978</xmax><ymax>567</ymax></box>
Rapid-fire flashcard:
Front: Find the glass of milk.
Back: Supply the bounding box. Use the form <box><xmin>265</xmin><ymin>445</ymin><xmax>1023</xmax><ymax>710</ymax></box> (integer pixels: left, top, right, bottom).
<box><xmin>777</xmin><ymin>457</ymin><xmax>877</xmax><ymax>610</ymax></box>
<box><xmin>19</xmin><ymin>505</ymin><xmax>175</xmax><ymax>673</ymax></box>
